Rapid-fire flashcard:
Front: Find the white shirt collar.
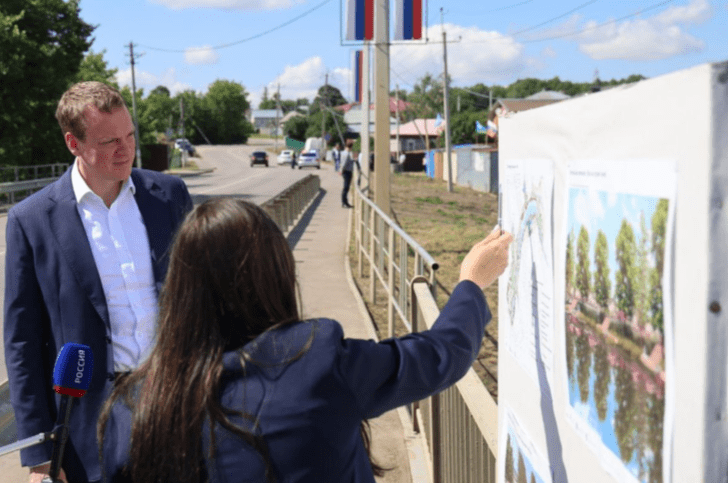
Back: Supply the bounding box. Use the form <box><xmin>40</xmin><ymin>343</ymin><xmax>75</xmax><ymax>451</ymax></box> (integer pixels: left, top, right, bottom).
<box><xmin>71</xmin><ymin>158</ymin><xmax>136</xmax><ymax>205</ymax></box>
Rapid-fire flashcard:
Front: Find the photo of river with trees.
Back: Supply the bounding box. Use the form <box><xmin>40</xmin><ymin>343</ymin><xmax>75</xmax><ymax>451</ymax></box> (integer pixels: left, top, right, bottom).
<box><xmin>564</xmin><ymin>188</ymin><xmax>669</xmax><ymax>483</ymax></box>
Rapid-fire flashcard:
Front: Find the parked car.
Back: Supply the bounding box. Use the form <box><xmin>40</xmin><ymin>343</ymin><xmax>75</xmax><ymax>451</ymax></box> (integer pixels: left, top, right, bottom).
<box><xmin>175</xmin><ymin>138</ymin><xmax>194</xmax><ymax>155</ymax></box>
<box><xmin>250</xmin><ymin>151</ymin><xmax>269</xmax><ymax>167</ymax></box>
<box><xmin>277</xmin><ymin>150</ymin><xmax>294</xmax><ymax>165</ymax></box>
<box><xmin>297</xmin><ymin>151</ymin><xmax>320</xmax><ymax>169</ymax></box>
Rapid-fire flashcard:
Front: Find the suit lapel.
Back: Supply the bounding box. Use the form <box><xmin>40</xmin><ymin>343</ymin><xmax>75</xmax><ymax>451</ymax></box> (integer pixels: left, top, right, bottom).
<box><xmin>48</xmin><ymin>170</ymin><xmax>110</xmax><ymax>326</ymax></box>
<box><xmin>131</xmin><ymin>170</ymin><xmax>169</xmax><ymax>288</ymax></box>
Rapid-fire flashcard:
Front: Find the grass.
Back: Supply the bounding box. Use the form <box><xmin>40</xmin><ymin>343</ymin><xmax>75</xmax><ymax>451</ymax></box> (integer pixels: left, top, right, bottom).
<box><xmin>348</xmin><ymin>172</ymin><xmax>501</xmax><ymax>400</ymax></box>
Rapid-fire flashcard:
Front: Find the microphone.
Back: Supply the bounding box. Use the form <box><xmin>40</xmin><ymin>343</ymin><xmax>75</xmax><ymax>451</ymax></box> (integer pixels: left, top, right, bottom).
<box><xmin>45</xmin><ymin>343</ymin><xmax>94</xmax><ymax>483</ymax></box>
<box><xmin>0</xmin><ymin>344</ymin><xmax>94</xmax><ymax>480</ymax></box>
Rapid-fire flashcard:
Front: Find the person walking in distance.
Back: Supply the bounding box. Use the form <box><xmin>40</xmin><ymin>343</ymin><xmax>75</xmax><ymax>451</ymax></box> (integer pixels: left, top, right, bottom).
<box><xmin>4</xmin><ymin>81</ymin><xmax>193</xmax><ymax>483</ymax></box>
<box><xmin>332</xmin><ymin>143</ymin><xmax>341</xmax><ymax>171</ymax></box>
<box><xmin>338</xmin><ymin>144</ymin><xmax>359</xmax><ymax>208</ymax></box>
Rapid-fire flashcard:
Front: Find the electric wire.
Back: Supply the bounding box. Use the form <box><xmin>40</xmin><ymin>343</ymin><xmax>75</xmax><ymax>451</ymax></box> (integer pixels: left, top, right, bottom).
<box><xmin>138</xmin><ymin>0</ymin><xmax>332</xmax><ymax>53</ymax></box>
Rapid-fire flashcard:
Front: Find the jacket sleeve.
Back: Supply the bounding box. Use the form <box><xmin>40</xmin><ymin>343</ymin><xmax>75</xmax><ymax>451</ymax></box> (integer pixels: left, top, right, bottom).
<box><xmin>4</xmin><ymin>210</ymin><xmax>55</xmax><ymax>466</ymax></box>
<box><xmin>336</xmin><ymin>280</ymin><xmax>491</xmax><ymax>419</ymax></box>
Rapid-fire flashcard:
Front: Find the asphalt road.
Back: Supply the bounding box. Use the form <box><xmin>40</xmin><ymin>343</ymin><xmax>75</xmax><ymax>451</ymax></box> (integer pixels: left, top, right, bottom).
<box><xmin>0</xmin><ymin>140</ymin><xmax>316</xmax><ymax>385</ymax></box>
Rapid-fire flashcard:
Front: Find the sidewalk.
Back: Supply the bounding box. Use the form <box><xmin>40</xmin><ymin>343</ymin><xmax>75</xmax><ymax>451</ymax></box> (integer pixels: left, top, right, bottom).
<box><xmin>290</xmin><ymin>163</ymin><xmax>428</xmax><ymax>483</ymax></box>
<box><xmin>0</xmin><ymin>163</ymin><xmax>428</xmax><ymax>482</ymax></box>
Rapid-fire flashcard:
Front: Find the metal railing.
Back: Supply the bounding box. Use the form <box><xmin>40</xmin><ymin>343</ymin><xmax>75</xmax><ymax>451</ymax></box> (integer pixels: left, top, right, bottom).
<box><xmin>352</xmin><ymin>183</ymin><xmax>498</xmax><ymax>483</ymax></box>
<box><xmin>261</xmin><ymin>174</ymin><xmax>320</xmax><ymax>234</ymax></box>
<box><xmin>0</xmin><ymin>164</ymin><xmax>68</xmax><ymax>203</ymax></box>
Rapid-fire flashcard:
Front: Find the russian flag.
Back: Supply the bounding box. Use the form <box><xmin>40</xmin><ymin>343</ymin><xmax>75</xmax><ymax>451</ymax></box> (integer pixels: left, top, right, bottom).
<box><xmin>394</xmin><ymin>0</ymin><xmax>423</xmax><ymax>41</ymax></box>
<box><xmin>351</xmin><ymin>50</ymin><xmax>363</xmax><ymax>103</ymax></box>
<box><xmin>346</xmin><ymin>0</ymin><xmax>374</xmax><ymax>41</ymax></box>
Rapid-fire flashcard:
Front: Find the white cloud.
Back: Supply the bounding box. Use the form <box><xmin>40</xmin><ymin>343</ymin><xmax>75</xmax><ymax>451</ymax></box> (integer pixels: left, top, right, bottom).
<box><xmin>569</xmin><ymin>0</ymin><xmax>711</xmax><ymax>61</ymax></box>
<box><xmin>390</xmin><ymin>23</ymin><xmax>532</xmax><ymax>86</ymax></box>
<box><xmin>150</xmin><ymin>0</ymin><xmax>303</xmax><ymax>10</ymax></box>
<box><xmin>115</xmin><ymin>67</ymin><xmax>193</xmax><ymax>96</ymax></box>
<box><xmin>185</xmin><ymin>46</ymin><xmax>220</xmax><ymax>65</ymax></box>
<box><xmin>251</xmin><ymin>57</ymin><xmax>328</xmax><ymax>107</ymax></box>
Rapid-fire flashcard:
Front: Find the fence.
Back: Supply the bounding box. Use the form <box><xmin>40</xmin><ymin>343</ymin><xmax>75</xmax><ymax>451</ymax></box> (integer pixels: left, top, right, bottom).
<box><xmin>0</xmin><ymin>164</ymin><xmax>68</xmax><ymax>205</ymax></box>
<box><xmin>260</xmin><ymin>174</ymin><xmax>320</xmax><ymax>234</ymax></box>
<box><xmin>352</xmin><ymin>183</ymin><xmax>499</xmax><ymax>482</ymax></box>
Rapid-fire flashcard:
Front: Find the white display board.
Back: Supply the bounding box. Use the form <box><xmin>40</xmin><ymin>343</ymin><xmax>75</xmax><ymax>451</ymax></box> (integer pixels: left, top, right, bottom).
<box><xmin>497</xmin><ymin>60</ymin><xmax>728</xmax><ymax>483</ymax></box>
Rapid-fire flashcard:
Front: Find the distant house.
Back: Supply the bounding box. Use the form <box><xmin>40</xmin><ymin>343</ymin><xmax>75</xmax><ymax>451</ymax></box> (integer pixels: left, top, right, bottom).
<box><xmin>249</xmin><ymin>109</ymin><xmax>283</xmax><ymax>135</ymax></box>
<box><xmin>390</xmin><ymin>118</ymin><xmax>442</xmax><ymax>153</ymax></box>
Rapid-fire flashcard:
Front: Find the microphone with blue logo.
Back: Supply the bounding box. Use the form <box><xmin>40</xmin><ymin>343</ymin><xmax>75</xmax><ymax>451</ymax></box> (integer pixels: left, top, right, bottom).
<box><xmin>0</xmin><ymin>343</ymin><xmax>93</xmax><ymax>482</ymax></box>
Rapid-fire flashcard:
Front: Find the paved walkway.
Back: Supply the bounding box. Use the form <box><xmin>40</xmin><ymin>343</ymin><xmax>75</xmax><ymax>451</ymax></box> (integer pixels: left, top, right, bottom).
<box><xmin>0</xmin><ymin>162</ymin><xmax>428</xmax><ymax>482</ymax></box>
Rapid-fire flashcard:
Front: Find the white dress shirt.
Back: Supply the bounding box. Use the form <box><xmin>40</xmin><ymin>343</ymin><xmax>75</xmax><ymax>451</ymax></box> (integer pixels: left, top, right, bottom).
<box><xmin>71</xmin><ymin>161</ymin><xmax>158</xmax><ymax>371</ymax></box>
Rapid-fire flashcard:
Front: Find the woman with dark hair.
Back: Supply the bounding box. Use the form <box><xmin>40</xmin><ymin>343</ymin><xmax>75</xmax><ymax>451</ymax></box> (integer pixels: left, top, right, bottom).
<box><xmin>98</xmin><ymin>198</ymin><xmax>512</xmax><ymax>483</ymax></box>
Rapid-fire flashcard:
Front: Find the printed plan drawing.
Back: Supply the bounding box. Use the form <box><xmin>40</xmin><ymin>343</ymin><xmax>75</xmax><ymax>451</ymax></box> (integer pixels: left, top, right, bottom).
<box><xmin>499</xmin><ymin>159</ymin><xmax>555</xmax><ymax>388</ymax></box>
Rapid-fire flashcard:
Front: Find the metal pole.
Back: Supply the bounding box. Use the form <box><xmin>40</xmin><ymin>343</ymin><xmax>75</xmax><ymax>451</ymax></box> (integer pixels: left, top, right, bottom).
<box><xmin>442</xmin><ymin>29</ymin><xmax>453</xmax><ymax>193</ymax></box>
<box><xmin>361</xmin><ymin>42</ymin><xmax>371</xmax><ymax>193</ymax></box>
<box><xmin>374</xmin><ymin>0</ymin><xmax>390</xmax><ymax>213</ymax></box>
<box><xmin>395</xmin><ymin>84</ymin><xmax>401</xmax><ymax>164</ymax></box>
<box><xmin>128</xmin><ymin>43</ymin><xmax>143</xmax><ymax>169</ymax></box>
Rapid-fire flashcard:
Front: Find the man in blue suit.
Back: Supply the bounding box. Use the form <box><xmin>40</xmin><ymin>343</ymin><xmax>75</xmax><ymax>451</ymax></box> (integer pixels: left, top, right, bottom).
<box><xmin>3</xmin><ymin>81</ymin><xmax>193</xmax><ymax>483</ymax></box>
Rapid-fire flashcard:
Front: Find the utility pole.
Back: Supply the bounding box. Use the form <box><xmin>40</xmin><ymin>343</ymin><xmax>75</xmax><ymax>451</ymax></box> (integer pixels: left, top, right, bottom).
<box><xmin>275</xmin><ymin>83</ymin><xmax>281</xmax><ymax>151</ymax></box>
<box><xmin>395</xmin><ymin>84</ymin><xmax>400</xmax><ymax>165</ymax></box>
<box><xmin>441</xmin><ymin>11</ymin><xmax>453</xmax><ymax>193</ymax></box>
<box><xmin>127</xmin><ymin>42</ymin><xmax>143</xmax><ymax>168</ymax></box>
<box><xmin>374</xmin><ymin>0</ymin><xmax>390</xmax><ymax>213</ymax></box>
<box><xmin>321</xmin><ymin>73</ymin><xmax>328</xmax><ymax>148</ymax></box>
<box><xmin>361</xmin><ymin>42</ymin><xmax>371</xmax><ymax>193</ymax></box>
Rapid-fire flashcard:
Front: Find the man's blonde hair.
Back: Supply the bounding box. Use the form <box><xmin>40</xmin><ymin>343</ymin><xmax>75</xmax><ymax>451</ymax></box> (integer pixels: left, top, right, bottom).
<box><xmin>55</xmin><ymin>81</ymin><xmax>127</xmax><ymax>141</ymax></box>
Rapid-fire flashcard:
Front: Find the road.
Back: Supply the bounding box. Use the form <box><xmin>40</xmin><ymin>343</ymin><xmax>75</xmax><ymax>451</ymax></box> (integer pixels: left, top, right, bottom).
<box><xmin>0</xmin><ymin>140</ymin><xmax>317</xmax><ymax>385</ymax></box>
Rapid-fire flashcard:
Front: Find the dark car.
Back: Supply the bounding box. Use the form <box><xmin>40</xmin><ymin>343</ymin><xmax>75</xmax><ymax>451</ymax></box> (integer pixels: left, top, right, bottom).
<box><xmin>250</xmin><ymin>151</ymin><xmax>269</xmax><ymax>167</ymax></box>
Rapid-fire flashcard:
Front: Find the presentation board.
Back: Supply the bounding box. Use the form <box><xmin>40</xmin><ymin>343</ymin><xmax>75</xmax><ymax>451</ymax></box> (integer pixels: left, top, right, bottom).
<box><xmin>497</xmin><ymin>60</ymin><xmax>728</xmax><ymax>483</ymax></box>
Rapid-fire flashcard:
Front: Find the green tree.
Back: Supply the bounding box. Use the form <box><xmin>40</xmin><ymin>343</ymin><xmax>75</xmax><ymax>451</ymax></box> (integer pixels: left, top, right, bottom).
<box><xmin>633</xmin><ymin>213</ymin><xmax>651</xmax><ymax>326</ymax></box>
<box><xmin>505</xmin><ymin>435</ymin><xmax>515</xmax><ymax>483</ymax></box>
<box><xmin>449</xmin><ymin>110</ymin><xmax>490</xmax><ymax>145</ymax></box>
<box><xmin>72</xmin><ymin>50</ymin><xmax>118</xmax><ymax>88</ymax></box>
<box><xmin>593</xmin><ymin>343</ymin><xmax>610</xmax><ymax>421</ymax></box>
<box><xmin>202</xmin><ymin>79</ymin><xmax>254</xmax><ymax>144</ymax></box>
<box><xmin>139</xmin><ymin>86</ymin><xmax>175</xmax><ymax>144</ymax></box>
<box><xmin>565</xmin><ymin>230</ymin><xmax>575</xmax><ymax>297</ymax></box>
<box><xmin>517</xmin><ymin>452</ymin><xmax>527</xmax><ymax>483</ymax></box>
<box><xmin>310</xmin><ymin>84</ymin><xmax>347</xmax><ymax>115</ymax></box>
<box><xmin>408</xmin><ymin>73</ymin><xmax>444</xmax><ymax>119</ymax></box>
<box><xmin>593</xmin><ymin>230</ymin><xmax>611</xmax><ymax>310</ymax></box>
<box><xmin>614</xmin><ymin>360</ymin><xmax>637</xmax><ymax>463</ymax></box>
<box><xmin>283</xmin><ymin>115</ymin><xmax>308</xmax><ymax>141</ymax></box>
<box><xmin>615</xmin><ymin>219</ymin><xmax>637</xmax><ymax>317</ymax></box>
<box><xmin>0</xmin><ymin>0</ymin><xmax>94</xmax><ymax>166</ymax></box>
<box><xmin>650</xmin><ymin>199</ymin><xmax>669</xmax><ymax>331</ymax></box>
<box><xmin>576</xmin><ymin>226</ymin><xmax>591</xmax><ymax>300</ymax></box>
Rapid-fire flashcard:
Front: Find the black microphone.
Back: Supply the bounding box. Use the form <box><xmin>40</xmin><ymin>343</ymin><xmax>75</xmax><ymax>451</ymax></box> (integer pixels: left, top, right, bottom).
<box><xmin>43</xmin><ymin>343</ymin><xmax>94</xmax><ymax>483</ymax></box>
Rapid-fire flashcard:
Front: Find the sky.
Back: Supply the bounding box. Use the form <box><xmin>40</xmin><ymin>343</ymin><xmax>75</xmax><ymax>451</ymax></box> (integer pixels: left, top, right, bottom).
<box><xmin>77</xmin><ymin>0</ymin><xmax>728</xmax><ymax>107</ymax></box>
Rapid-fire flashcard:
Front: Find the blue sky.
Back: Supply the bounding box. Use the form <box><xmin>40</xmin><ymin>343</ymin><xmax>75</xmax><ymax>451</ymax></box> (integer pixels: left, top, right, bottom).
<box><xmin>77</xmin><ymin>0</ymin><xmax>728</xmax><ymax>107</ymax></box>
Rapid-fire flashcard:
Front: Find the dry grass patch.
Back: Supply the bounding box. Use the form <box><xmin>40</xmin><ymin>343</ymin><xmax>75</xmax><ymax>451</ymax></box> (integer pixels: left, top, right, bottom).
<box><xmin>349</xmin><ymin>172</ymin><xmax>500</xmax><ymax>400</ymax></box>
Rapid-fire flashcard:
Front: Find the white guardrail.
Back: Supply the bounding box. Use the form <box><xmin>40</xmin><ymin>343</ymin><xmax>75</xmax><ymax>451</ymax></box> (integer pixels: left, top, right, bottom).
<box><xmin>352</xmin><ymin>182</ymin><xmax>499</xmax><ymax>483</ymax></box>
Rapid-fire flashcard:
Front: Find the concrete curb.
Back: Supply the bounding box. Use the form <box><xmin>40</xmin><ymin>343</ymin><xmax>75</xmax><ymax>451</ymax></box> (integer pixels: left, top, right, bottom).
<box><xmin>342</xmin><ymin>209</ymin><xmax>434</xmax><ymax>483</ymax></box>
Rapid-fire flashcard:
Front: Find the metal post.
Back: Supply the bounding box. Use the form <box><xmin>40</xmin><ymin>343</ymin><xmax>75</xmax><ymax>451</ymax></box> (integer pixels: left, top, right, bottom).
<box><xmin>361</xmin><ymin>42</ymin><xmax>371</xmax><ymax>192</ymax></box>
<box><xmin>128</xmin><ymin>42</ymin><xmax>143</xmax><ymax>169</ymax></box>
<box><xmin>374</xmin><ymin>0</ymin><xmax>390</xmax><ymax>214</ymax></box>
<box><xmin>442</xmin><ymin>27</ymin><xmax>453</xmax><ymax>193</ymax></box>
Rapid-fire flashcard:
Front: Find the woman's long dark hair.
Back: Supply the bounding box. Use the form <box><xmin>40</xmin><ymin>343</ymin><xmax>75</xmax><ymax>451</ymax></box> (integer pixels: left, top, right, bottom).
<box><xmin>98</xmin><ymin>198</ymin><xmax>385</xmax><ymax>483</ymax></box>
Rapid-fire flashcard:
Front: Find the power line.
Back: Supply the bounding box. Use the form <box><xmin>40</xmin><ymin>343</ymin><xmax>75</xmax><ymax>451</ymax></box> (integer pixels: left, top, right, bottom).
<box><xmin>138</xmin><ymin>0</ymin><xmax>331</xmax><ymax>53</ymax></box>
<box><xmin>509</xmin><ymin>0</ymin><xmax>599</xmax><ymax>37</ymax></box>
<box><xmin>519</xmin><ymin>0</ymin><xmax>676</xmax><ymax>43</ymax></box>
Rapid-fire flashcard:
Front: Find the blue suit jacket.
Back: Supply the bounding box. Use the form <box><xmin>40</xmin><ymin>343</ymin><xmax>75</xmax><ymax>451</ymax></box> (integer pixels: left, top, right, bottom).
<box><xmin>102</xmin><ymin>281</ymin><xmax>491</xmax><ymax>483</ymax></box>
<box><xmin>4</xmin><ymin>166</ymin><xmax>192</xmax><ymax>482</ymax></box>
